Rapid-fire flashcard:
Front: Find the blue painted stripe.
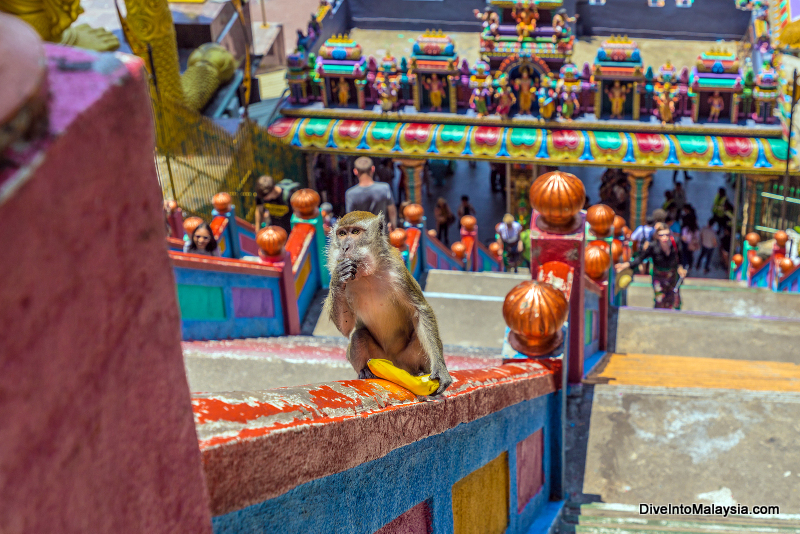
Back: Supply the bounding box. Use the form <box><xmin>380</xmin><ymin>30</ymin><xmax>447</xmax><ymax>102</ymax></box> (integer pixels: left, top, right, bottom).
<box><xmin>579</xmin><ymin>131</ymin><xmax>593</xmax><ymax>161</ymax></box>
<box><xmin>536</xmin><ymin>129</ymin><xmax>549</xmax><ymax>159</ymax></box>
<box><xmin>393</xmin><ymin>123</ymin><xmax>406</xmax><ymax>152</ymax></box>
<box><xmin>290</xmin><ymin>118</ymin><xmax>305</xmax><ymax>147</ymax></box>
<box><xmin>497</xmin><ymin>127</ymin><xmax>511</xmax><ymax>157</ymax></box>
<box><xmin>464</xmin><ymin>125</ymin><xmax>474</xmax><ymax>156</ymax></box>
<box><xmin>622</xmin><ymin>133</ymin><xmax>636</xmax><ymax>163</ymax></box>
<box><xmin>754</xmin><ymin>138</ymin><xmax>770</xmax><ymax>168</ymax></box>
<box><xmin>427</xmin><ymin>124</ymin><xmax>440</xmax><ymax>154</ymax></box>
<box><xmin>664</xmin><ymin>135</ymin><xmax>680</xmax><ymax>165</ymax></box>
<box><xmin>709</xmin><ymin>136</ymin><xmax>723</xmax><ymax>166</ymax></box>
<box><xmin>325</xmin><ymin>120</ymin><xmax>339</xmax><ymax>149</ymax></box>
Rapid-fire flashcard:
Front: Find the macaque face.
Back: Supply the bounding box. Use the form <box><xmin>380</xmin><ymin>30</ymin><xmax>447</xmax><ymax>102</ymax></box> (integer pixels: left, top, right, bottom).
<box><xmin>336</xmin><ymin>226</ymin><xmax>369</xmax><ymax>260</ymax></box>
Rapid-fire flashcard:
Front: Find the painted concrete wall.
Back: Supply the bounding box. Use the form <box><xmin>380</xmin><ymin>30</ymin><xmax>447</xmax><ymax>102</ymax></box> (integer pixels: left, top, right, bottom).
<box><xmin>0</xmin><ymin>45</ymin><xmax>211</xmax><ymax>532</ymax></box>
<box><xmin>194</xmin><ymin>363</ymin><xmax>561</xmax><ymax>533</ymax></box>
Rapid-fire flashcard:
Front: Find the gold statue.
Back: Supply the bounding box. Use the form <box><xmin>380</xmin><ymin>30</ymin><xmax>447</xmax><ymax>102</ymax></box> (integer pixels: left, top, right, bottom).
<box><xmin>513</xmin><ymin>68</ymin><xmax>535</xmax><ymax>115</ymax></box>
<box><xmin>423</xmin><ymin>73</ymin><xmax>446</xmax><ymax>111</ymax></box>
<box><xmin>512</xmin><ymin>4</ymin><xmax>538</xmax><ymax>42</ymax></box>
<box><xmin>654</xmin><ymin>83</ymin><xmax>679</xmax><ymax>126</ymax></box>
<box><xmin>1</xmin><ymin>0</ymin><xmax>119</xmax><ymax>51</ymax></box>
<box><xmin>605</xmin><ymin>80</ymin><xmax>629</xmax><ymax>119</ymax></box>
<box><xmin>708</xmin><ymin>91</ymin><xmax>724</xmax><ymax>122</ymax></box>
<box><xmin>336</xmin><ymin>77</ymin><xmax>350</xmax><ymax>106</ymax></box>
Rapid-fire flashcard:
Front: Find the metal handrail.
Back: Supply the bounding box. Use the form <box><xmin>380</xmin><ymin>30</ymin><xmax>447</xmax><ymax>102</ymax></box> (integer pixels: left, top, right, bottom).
<box><xmin>265</xmin><ymin>87</ymin><xmax>292</xmax><ymax>127</ymax></box>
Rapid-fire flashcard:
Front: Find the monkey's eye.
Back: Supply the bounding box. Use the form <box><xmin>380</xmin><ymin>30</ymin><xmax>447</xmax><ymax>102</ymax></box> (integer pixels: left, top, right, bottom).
<box><xmin>351</xmin><ymin>229</ymin><xmax>360</xmax><ymax>235</ymax></box>
<box><xmin>337</xmin><ymin>230</ymin><xmax>346</xmax><ymax>237</ymax></box>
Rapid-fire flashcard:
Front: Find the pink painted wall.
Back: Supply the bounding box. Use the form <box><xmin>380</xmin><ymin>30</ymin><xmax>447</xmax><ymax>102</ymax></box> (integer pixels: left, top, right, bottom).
<box><xmin>0</xmin><ymin>45</ymin><xmax>212</xmax><ymax>533</ymax></box>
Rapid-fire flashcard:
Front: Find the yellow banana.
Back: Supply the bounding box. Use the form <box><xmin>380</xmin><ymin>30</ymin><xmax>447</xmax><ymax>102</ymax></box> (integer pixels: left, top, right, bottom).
<box><xmin>367</xmin><ymin>359</ymin><xmax>440</xmax><ymax>396</ymax></box>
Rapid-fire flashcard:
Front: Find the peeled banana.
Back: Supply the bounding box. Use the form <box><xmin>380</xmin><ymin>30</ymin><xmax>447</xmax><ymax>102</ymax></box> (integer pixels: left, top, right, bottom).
<box><xmin>367</xmin><ymin>359</ymin><xmax>440</xmax><ymax>396</ymax></box>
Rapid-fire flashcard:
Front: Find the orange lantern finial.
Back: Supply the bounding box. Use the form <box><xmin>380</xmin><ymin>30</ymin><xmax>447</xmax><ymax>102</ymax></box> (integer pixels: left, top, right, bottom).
<box><xmin>390</xmin><ymin>228</ymin><xmax>407</xmax><ymax>249</ymax></box>
<box><xmin>212</xmin><ymin>192</ymin><xmax>232</xmax><ymax>213</ymax></box>
<box><xmin>256</xmin><ymin>226</ymin><xmax>288</xmax><ymax>258</ymax></box>
<box><xmin>585</xmin><ymin>244</ymin><xmax>611</xmax><ymax>280</ymax></box>
<box><xmin>290</xmin><ymin>189</ymin><xmax>321</xmax><ymax>219</ymax></box>
<box><xmin>461</xmin><ymin>215</ymin><xmax>477</xmax><ymax>232</ymax></box>
<box><xmin>586</xmin><ymin>204</ymin><xmax>616</xmax><ymax>238</ymax></box>
<box><xmin>404</xmin><ymin>204</ymin><xmax>424</xmax><ymax>224</ymax></box>
<box><xmin>775</xmin><ymin>230</ymin><xmax>789</xmax><ymax>247</ymax></box>
<box><xmin>732</xmin><ymin>254</ymin><xmax>743</xmax><ymax>267</ymax></box>
<box><xmin>183</xmin><ymin>216</ymin><xmax>203</xmax><ymax>236</ymax></box>
<box><xmin>529</xmin><ymin>171</ymin><xmax>585</xmax><ymax>232</ymax></box>
<box><xmin>745</xmin><ymin>232</ymin><xmax>761</xmax><ymax>247</ymax></box>
<box><xmin>451</xmin><ymin>241</ymin><xmax>466</xmax><ymax>260</ymax></box>
<box><xmin>503</xmin><ymin>281</ymin><xmax>569</xmax><ymax>356</ymax></box>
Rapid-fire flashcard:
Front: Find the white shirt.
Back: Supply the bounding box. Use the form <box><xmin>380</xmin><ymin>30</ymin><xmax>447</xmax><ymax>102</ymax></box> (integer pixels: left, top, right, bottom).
<box><xmin>499</xmin><ymin>222</ymin><xmax>522</xmax><ymax>243</ymax></box>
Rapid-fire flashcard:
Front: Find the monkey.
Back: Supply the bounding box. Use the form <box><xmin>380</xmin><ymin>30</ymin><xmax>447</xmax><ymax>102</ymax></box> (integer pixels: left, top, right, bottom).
<box><xmin>323</xmin><ymin>211</ymin><xmax>453</xmax><ymax>395</ymax></box>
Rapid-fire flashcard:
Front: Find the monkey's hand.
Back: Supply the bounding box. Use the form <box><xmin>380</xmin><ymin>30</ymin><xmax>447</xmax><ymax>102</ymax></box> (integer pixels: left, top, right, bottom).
<box><xmin>336</xmin><ymin>258</ymin><xmax>358</xmax><ymax>284</ymax></box>
<box><xmin>429</xmin><ymin>365</ymin><xmax>453</xmax><ymax>396</ymax></box>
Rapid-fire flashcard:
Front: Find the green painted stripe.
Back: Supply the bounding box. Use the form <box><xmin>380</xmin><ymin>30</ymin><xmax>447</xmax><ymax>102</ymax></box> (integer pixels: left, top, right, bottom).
<box><xmin>177</xmin><ymin>284</ymin><xmax>227</xmax><ymax>320</ymax></box>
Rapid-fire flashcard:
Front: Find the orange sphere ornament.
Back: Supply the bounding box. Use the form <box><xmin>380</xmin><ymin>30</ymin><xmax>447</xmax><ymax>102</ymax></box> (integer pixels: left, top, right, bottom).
<box><xmin>404</xmin><ymin>204</ymin><xmax>424</xmax><ymax>224</ymax></box>
<box><xmin>427</xmin><ymin>229</ymin><xmax>437</xmax><ymax>238</ymax></box>
<box><xmin>610</xmin><ymin>239</ymin><xmax>623</xmax><ymax>263</ymax></box>
<box><xmin>451</xmin><ymin>241</ymin><xmax>466</xmax><ymax>260</ymax></box>
<box><xmin>389</xmin><ymin>228</ymin><xmax>407</xmax><ymax>249</ymax></box>
<box><xmin>732</xmin><ymin>254</ymin><xmax>743</xmax><ymax>267</ymax></box>
<box><xmin>183</xmin><ymin>216</ymin><xmax>203</xmax><ymax>236</ymax></box>
<box><xmin>775</xmin><ymin>230</ymin><xmax>789</xmax><ymax>248</ymax></box>
<box><xmin>589</xmin><ymin>239</ymin><xmax>610</xmax><ymax>252</ymax></box>
<box><xmin>585</xmin><ymin>245</ymin><xmax>611</xmax><ymax>280</ymax></box>
<box><xmin>488</xmin><ymin>242</ymin><xmax>502</xmax><ymax>258</ymax></box>
<box><xmin>290</xmin><ymin>188</ymin><xmax>321</xmax><ymax>219</ymax></box>
<box><xmin>745</xmin><ymin>232</ymin><xmax>761</xmax><ymax>247</ymax></box>
<box><xmin>586</xmin><ymin>204</ymin><xmax>616</xmax><ymax>238</ymax></box>
<box><xmin>622</xmin><ymin>226</ymin><xmax>632</xmax><ymax>240</ymax></box>
<box><xmin>529</xmin><ymin>171</ymin><xmax>585</xmax><ymax>231</ymax></box>
<box><xmin>256</xmin><ymin>226</ymin><xmax>288</xmax><ymax>257</ymax></box>
<box><xmin>749</xmin><ymin>255</ymin><xmax>765</xmax><ymax>271</ymax></box>
<box><xmin>461</xmin><ymin>215</ymin><xmax>477</xmax><ymax>232</ymax></box>
<box><xmin>503</xmin><ymin>281</ymin><xmax>569</xmax><ymax>356</ymax></box>
<box><xmin>212</xmin><ymin>192</ymin><xmax>232</xmax><ymax>213</ymax></box>
<box><xmin>779</xmin><ymin>257</ymin><xmax>795</xmax><ymax>275</ymax></box>
<box><xmin>612</xmin><ymin>215</ymin><xmax>626</xmax><ymax>237</ymax></box>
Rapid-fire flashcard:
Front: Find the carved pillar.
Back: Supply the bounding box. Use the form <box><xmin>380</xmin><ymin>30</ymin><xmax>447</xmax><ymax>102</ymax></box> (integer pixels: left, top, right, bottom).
<box><xmin>413</xmin><ymin>77</ymin><xmax>422</xmax><ymax>111</ymax></box>
<box><xmin>624</xmin><ymin>169</ymin><xmax>654</xmax><ymax>229</ymax></box>
<box><xmin>692</xmin><ymin>94</ymin><xmax>700</xmax><ymax>122</ymax></box>
<box><xmin>394</xmin><ymin>159</ymin><xmax>426</xmax><ymax>204</ymax></box>
<box><xmin>594</xmin><ymin>80</ymin><xmax>603</xmax><ymax>119</ymax></box>
<box><xmin>743</xmin><ymin>174</ymin><xmax>775</xmax><ymax>234</ymax></box>
<box><xmin>632</xmin><ymin>82</ymin><xmax>640</xmax><ymax>120</ymax></box>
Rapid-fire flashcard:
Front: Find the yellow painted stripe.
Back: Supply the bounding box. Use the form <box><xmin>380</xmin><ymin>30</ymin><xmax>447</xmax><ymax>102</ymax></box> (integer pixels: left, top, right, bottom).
<box><xmin>592</xmin><ymin>353</ymin><xmax>800</xmax><ymax>392</ymax></box>
<box><xmin>294</xmin><ymin>255</ymin><xmax>311</xmax><ymax>297</ymax></box>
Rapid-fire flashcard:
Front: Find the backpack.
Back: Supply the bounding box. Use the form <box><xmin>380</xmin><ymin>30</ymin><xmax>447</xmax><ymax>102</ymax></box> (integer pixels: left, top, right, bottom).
<box><xmin>276</xmin><ymin>178</ymin><xmax>300</xmax><ymax>204</ymax></box>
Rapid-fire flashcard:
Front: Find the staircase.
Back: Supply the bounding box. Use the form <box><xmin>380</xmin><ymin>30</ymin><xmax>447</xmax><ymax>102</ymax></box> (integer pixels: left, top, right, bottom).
<box><xmin>572</xmin><ymin>277</ymin><xmax>800</xmax><ymax>519</ymax></box>
<box><xmin>561</xmin><ymin>502</ymin><xmax>800</xmax><ymax>534</ymax></box>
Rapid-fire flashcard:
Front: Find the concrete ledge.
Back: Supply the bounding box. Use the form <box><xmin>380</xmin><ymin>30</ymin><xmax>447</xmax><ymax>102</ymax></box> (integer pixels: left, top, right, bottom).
<box><xmin>193</xmin><ymin>362</ymin><xmax>557</xmax><ymax>516</ymax></box>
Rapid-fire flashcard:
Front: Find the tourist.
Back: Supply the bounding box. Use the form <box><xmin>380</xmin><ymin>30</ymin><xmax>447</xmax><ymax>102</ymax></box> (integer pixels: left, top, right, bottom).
<box><xmin>711</xmin><ymin>187</ymin><xmax>729</xmax><ymax>229</ymax></box>
<box><xmin>320</xmin><ymin>202</ymin><xmax>336</xmax><ymax>235</ymax></box>
<box><xmin>434</xmin><ymin>197</ymin><xmax>455</xmax><ymax>245</ymax></box>
<box><xmin>489</xmin><ymin>163</ymin><xmax>504</xmax><ymax>192</ymax></box>
<box><xmin>696</xmin><ymin>218</ymin><xmax>718</xmax><ymax>273</ymax></box>
<box><xmin>673</xmin><ymin>182</ymin><xmax>686</xmax><ymax>213</ymax></box>
<box><xmin>254</xmin><ymin>175</ymin><xmax>298</xmax><ymax>233</ymax></box>
<box><xmin>185</xmin><ymin>222</ymin><xmax>220</xmax><ymax>256</ymax></box>
<box><xmin>680</xmin><ymin>213</ymin><xmax>700</xmax><ymax>270</ymax></box>
<box><xmin>672</xmin><ymin>169</ymin><xmax>692</xmax><ymax>183</ymax></box>
<box><xmin>662</xmin><ymin>190</ymin><xmax>675</xmax><ymax>213</ymax></box>
<box><xmin>375</xmin><ymin>158</ymin><xmax>395</xmax><ymax>184</ymax></box>
<box><xmin>520</xmin><ymin>226</ymin><xmax>532</xmax><ymax>272</ymax></box>
<box><xmin>630</xmin><ymin>215</ymin><xmax>655</xmax><ymax>274</ymax></box>
<box><xmin>457</xmin><ymin>195</ymin><xmax>476</xmax><ymax>219</ymax></box>
<box><xmin>719</xmin><ymin>225</ymin><xmax>732</xmax><ymax>269</ymax></box>
<box><xmin>345</xmin><ymin>156</ymin><xmax>398</xmax><ymax>230</ymax></box>
<box><xmin>497</xmin><ymin>213</ymin><xmax>523</xmax><ymax>273</ymax></box>
<box><xmin>616</xmin><ymin>222</ymin><xmax>687</xmax><ymax>309</ymax></box>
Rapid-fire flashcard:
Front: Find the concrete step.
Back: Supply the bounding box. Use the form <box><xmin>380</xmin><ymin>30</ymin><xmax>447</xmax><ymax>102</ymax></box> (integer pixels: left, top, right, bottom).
<box><xmin>182</xmin><ymin>336</ymin><xmax>502</xmax><ymax>393</ymax></box>
<box><xmin>616</xmin><ymin>307</ymin><xmax>800</xmax><ymax>362</ymax></box>
<box><xmin>625</xmin><ymin>278</ymin><xmax>800</xmax><ymax>319</ymax></box>
<box><xmin>424</xmin><ymin>269</ymin><xmax>530</xmax><ymax>298</ymax></box>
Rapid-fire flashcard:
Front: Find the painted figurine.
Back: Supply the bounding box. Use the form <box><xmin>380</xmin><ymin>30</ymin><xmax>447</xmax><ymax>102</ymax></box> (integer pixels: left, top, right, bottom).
<box><xmin>495</xmin><ymin>80</ymin><xmax>517</xmax><ymax>120</ymax></box>
<box><xmin>470</xmin><ymin>86</ymin><xmax>492</xmax><ymax>118</ymax></box>
<box><xmin>512</xmin><ymin>4</ymin><xmax>538</xmax><ymax>42</ymax></box>
<box><xmin>552</xmin><ymin>9</ymin><xmax>578</xmax><ymax>43</ymax></box>
<box><xmin>473</xmin><ymin>6</ymin><xmax>500</xmax><ymax>37</ymax></box>
<box><xmin>605</xmin><ymin>80</ymin><xmax>629</xmax><ymax>119</ymax></box>
<box><xmin>423</xmin><ymin>73</ymin><xmax>447</xmax><ymax>112</ymax></box>
<box><xmin>560</xmin><ymin>86</ymin><xmax>580</xmax><ymax>120</ymax></box>
<box><xmin>513</xmin><ymin>68</ymin><xmax>536</xmax><ymax>115</ymax></box>
<box><xmin>377</xmin><ymin>82</ymin><xmax>397</xmax><ymax>113</ymax></box>
<box><xmin>654</xmin><ymin>83</ymin><xmax>679</xmax><ymax>126</ymax></box>
<box><xmin>708</xmin><ymin>91</ymin><xmax>724</xmax><ymax>122</ymax></box>
<box><xmin>538</xmin><ymin>76</ymin><xmax>556</xmax><ymax>120</ymax></box>
<box><xmin>336</xmin><ymin>77</ymin><xmax>350</xmax><ymax>106</ymax></box>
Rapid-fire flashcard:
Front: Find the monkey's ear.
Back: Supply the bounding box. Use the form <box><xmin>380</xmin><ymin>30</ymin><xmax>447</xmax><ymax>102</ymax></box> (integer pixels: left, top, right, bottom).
<box><xmin>377</xmin><ymin>216</ymin><xmax>385</xmax><ymax>235</ymax></box>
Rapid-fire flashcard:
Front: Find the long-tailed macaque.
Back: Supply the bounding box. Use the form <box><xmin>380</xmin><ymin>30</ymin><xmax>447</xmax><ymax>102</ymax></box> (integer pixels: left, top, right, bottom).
<box><xmin>323</xmin><ymin>211</ymin><xmax>452</xmax><ymax>395</ymax></box>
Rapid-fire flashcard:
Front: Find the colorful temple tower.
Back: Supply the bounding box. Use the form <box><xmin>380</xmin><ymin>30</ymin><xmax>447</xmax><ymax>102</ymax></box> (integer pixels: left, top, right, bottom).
<box><xmin>315</xmin><ymin>35</ymin><xmax>367</xmax><ymax>109</ymax></box>
<box><xmin>410</xmin><ymin>31</ymin><xmax>460</xmax><ymax>113</ymax></box>
<box><xmin>593</xmin><ymin>36</ymin><xmax>644</xmax><ymax>120</ymax></box>
<box><xmin>690</xmin><ymin>47</ymin><xmax>743</xmax><ymax>123</ymax></box>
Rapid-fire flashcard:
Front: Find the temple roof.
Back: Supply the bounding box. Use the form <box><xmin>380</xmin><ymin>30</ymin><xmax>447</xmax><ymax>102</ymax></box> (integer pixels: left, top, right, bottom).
<box><xmin>267</xmin><ymin>117</ymin><xmax>791</xmax><ymax>174</ymax></box>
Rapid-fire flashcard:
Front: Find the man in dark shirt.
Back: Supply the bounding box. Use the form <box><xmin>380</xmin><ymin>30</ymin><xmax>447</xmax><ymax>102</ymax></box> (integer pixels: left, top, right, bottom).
<box><xmin>254</xmin><ymin>175</ymin><xmax>295</xmax><ymax>233</ymax></box>
<box><xmin>345</xmin><ymin>157</ymin><xmax>398</xmax><ymax>230</ymax></box>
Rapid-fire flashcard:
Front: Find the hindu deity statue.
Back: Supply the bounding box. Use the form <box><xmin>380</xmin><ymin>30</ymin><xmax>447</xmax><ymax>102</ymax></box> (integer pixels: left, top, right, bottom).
<box><xmin>538</xmin><ymin>75</ymin><xmax>557</xmax><ymax>120</ymax></box>
<box><xmin>423</xmin><ymin>73</ymin><xmax>447</xmax><ymax>112</ymax></box>
<box><xmin>473</xmin><ymin>6</ymin><xmax>500</xmax><ymax>37</ymax></box>
<box><xmin>512</xmin><ymin>4</ymin><xmax>538</xmax><ymax>42</ymax></box>
<box><xmin>494</xmin><ymin>79</ymin><xmax>517</xmax><ymax>120</ymax></box>
<box><xmin>377</xmin><ymin>81</ymin><xmax>398</xmax><ymax>113</ymax></box>
<box><xmin>560</xmin><ymin>86</ymin><xmax>580</xmax><ymax>120</ymax></box>
<box><xmin>551</xmin><ymin>8</ymin><xmax>578</xmax><ymax>44</ymax></box>
<box><xmin>2</xmin><ymin>0</ymin><xmax>119</xmax><ymax>50</ymax></box>
<box><xmin>654</xmin><ymin>82</ymin><xmax>679</xmax><ymax>125</ymax></box>
<box><xmin>513</xmin><ymin>68</ymin><xmax>536</xmax><ymax>115</ymax></box>
<box><xmin>707</xmin><ymin>91</ymin><xmax>724</xmax><ymax>122</ymax></box>
<box><xmin>336</xmin><ymin>77</ymin><xmax>350</xmax><ymax>106</ymax></box>
<box><xmin>470</xmin><ymin>86</ymin><xmax>492</xmax><ymax>117</ymax></box>
<box><xmin>605</xmin><ymin>80</ymin><xmax>630</xmax><ymax>119</ymax></box>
